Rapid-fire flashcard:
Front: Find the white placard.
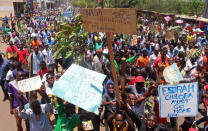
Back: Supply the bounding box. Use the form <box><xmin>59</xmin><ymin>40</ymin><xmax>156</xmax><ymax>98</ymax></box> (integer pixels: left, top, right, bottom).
<box><xmin>52</xmin><ymin>64</ymin><xmax>106</xmax><ymax>115</ymax></box>
<box><xmin>159</xmin><ymin>83</ymin><xmax>198</xmax><ymax>118</ymax></box>
<box><xmin>18</xmin><ymin>76</ymin><xmax>42</xmax><ymax>92</ymax></box>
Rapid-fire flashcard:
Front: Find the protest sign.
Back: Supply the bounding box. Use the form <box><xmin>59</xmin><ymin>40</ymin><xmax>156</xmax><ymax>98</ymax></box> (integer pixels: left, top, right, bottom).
<box><xmin>52</xmin><ymin>64</ymin><xmax>106</xmax><ymax>115</ymax></box>
<box><xmin>165</xmin><ymin>30</ymin><xmax>175</xmax><ymax>40</ymax></box>
<box><xmin>131</xmin><ymin>38</ymin><xmax>138</xmax><ymax>46</ymax></box>
<box><xmin>159</xmin><ymin>83</ymin><xmax>198</xmax><ymax>118</ymax></box>
<box><xmin>163</xmin><ymin>63</ymin><xmax>183</xmax><ymax>84</ymax></box>
<box><xmin>18</xmin><ymin>76</ymin><xmax>42</xmax><ymax>92</ymax></box>
<box><xmin>82</xmin><ymin>8</ymin><xmax>137</xmax><ymax>35</ymax></box>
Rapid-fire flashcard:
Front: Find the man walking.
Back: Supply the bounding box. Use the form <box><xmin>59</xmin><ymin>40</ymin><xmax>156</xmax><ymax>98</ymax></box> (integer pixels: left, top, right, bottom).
<box><xmin>0</xmin><ymin>54</ymin><xmax>10</xmax><ymax>101</ymax></box>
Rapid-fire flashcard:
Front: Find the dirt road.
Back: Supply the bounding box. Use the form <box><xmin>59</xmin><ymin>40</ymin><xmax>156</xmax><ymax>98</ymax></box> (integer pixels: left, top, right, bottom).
<box><xmin>0</xmin><ymin>39</ymin><xmax>19</xmax><ymax>131</ymax></box>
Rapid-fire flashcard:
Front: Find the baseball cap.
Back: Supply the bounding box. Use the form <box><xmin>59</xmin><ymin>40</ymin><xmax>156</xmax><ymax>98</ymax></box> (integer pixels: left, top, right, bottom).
<box><xmin>97</xmin><ymin>49</ymin><xmax>103</xmax><ymax>53</ymax></box>
<box><xmin>135</xmin><ymin>76</ymin><xmax>145</xmax><ymax>83</ymax></box>
<box><xmin>205</xmin><ymin>84</ymin><xmax>208</xmax><ymax>91</ymax></box>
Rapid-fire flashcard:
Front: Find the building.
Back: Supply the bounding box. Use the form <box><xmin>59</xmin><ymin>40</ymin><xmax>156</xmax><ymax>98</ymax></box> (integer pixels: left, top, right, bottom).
<box><xmin>36</xmin><ymin>0</ymin><xmax>56</xmax><ymax>10</ymax></box>
<box><xmin>0</xmin><ymin>0</ymin><xmax>26</xmax><ymax>18</ymax></box>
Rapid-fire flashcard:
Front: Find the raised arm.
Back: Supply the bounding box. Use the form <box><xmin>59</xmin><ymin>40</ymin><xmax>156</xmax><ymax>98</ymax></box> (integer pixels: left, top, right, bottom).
<box><xmin>18</xmin><ymin>91</ymin><xmax>30</xmax><ymax>119</ymax></box>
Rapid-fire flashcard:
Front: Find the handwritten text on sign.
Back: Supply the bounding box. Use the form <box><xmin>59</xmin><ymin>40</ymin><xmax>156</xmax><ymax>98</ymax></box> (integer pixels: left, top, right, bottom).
<box><xmin>159</xmin><ymin>83</ymin><xmax>198</xmax><ymax>118</ymax></box>
<box><xmin>18</xmin><ymin>76</ymin><xmax>42</xmax><ymax>92</ymax></box>
<box><xmin>52</xmin><ymin>64</ymin><xmax>106</xmax><ymax>115</ymax></box>
<box><xmin>82</xmin><ymin>8</ymin><xmax>137</xmax><ymax>35</ymax></box>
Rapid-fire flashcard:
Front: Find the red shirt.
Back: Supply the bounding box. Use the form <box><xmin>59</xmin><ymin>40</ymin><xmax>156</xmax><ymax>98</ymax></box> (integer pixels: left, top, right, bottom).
<box><xmin>6</xmin><ymin>45</ymin><xmax>18</xmax><ymax>54</ymax></box>
<box><xmin>17</xmin><ymin>49</ymin><xmax>29</xmax><ymax>64</ymax></box>
<box><xmin>37</xmin><ymin>67</ymin><xmax>48</xmax><ymax>78</ymax></box>
<box><xmin>114</xmin><ymin>41</ymin><xmax>120</xmax><ymax>47</ymax></box>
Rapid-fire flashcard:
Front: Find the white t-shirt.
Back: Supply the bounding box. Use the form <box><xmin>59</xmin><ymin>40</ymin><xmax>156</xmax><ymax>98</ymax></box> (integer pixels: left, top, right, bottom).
<box><xmin>6</xmin><ymin>70</ymin><xmax>14</xmax><ymax>81</ymax></box>
<box><xmin>42</xmin><ymin>49</ymin><xmax>54</xmax><ymax>66</ymax></box>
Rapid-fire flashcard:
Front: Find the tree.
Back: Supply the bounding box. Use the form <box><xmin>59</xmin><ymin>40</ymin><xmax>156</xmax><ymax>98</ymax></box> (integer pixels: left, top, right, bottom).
<box><xmin>106</xmin><ymin>0</ymin><xmax>138</xmax><ymax>8</ymax></box>
<box><xmin>52</xmin><ymin>15</ymin><xmax>88</xmax><ymax>63</ymax></box>
<box><xmin>188</xmin><ymin>0</ymin><xmax>204</xmax><ymax>16</ymax></box>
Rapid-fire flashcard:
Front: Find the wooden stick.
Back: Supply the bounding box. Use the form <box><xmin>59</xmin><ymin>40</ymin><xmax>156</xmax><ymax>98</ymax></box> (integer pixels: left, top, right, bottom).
<box><xmin>106</xmin><ymin>32</ymin><xmax>120</xmax><ymax>105</ymax></box>
<box><xmin>29</xmin><ymin>53</ymin><xmax>33</xmax><ymax>103</ymax></box>
<box><xmin>176</xmin><ymin>117</ymin><xmax>179</xmax><ymax>131</ymax></box>
<box><xmin>121</xmin><ymin>57</ymin><xmax>126</xmax><ymax>94</ymax></box>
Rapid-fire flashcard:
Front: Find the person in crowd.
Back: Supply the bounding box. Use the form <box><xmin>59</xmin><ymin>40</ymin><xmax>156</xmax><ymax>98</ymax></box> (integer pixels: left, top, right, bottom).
<box><xmin>30</xmin><ymin>37</ymin><xmax>41</xmax><ymax>49</ymax></box>
<box><xmin>37</xmin><ymin>61</ymin><xmax>48</xmax><ymax>79</ymax></box>
<box><xmin>107</xmin><ymin>110</ymin><xmax>134</xmax><ymax>131</ymax></box>
<box><xmin>12</xmin><ymin>61</ymin><xmax>29</xmax><ymax>79</ymax></box>
<box><xmin>18</xmin><ymin>84</ymin><xmax>52</xmax><ymax>131</ymax></box>
<box><xmin>6</xmin><ymin>41</ymin><xmax>18</xmax><ymax>60</ymax></box>
<box><xmin>5</xmin><ymin>61</ymin><xmax>16</xmax><ymax>93</ymax></box>
<box><xmin>17</xmin><ymin>44</ymin><xmax>29</xmax><ymax>69</ymax></box>
<box><xmin>42</xmin><ymin>44</ymin><xmax>54</xmax><ymax>67</ymax></box>
<box><xmin>0</xmin><ymin>53</ymin><xmax>10</xmax><ymax>101</ymax></box>
<box><xmin>128</xmin><ymin>76</ymin><xmax>154</xmax><ymax>117</ymax></box>
<box><xmin>136</xmin><ymin>49</ymin><xmax>149</xmax><ymax>68</ymax></box>
<box><xmin>92</xmin><ymin>49</ymin><xmax>106</xmax><ymax>73</ymax></box>
<box><xmin>32</xmin><ymin>47</ymin><xmax>44</xmax><ymax>76</ymax></box>
<box><xmin>102</xmin><ymin>83</ymin><xmax>116</xmax><ymax>122</ymax></box>
<box><xmin>8</xmin><ymin>70</ymin><xmax>29</xmax><ymax>131</ymax></box>
<box><xmin>140</xmin><ymin>113</ymin><xmax>172</xmax><ymax>131</ymax></box>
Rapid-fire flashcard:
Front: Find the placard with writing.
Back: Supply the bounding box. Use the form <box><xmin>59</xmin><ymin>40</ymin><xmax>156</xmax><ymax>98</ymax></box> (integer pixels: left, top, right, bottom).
<box><xmin>18</xmin><ymin>76</ymin><xmax>42</xmax><ymax>92</ymax></box>
<box><xmin>159</xmin><ymin>83</ymin><xmax>198</xmax><ymax>118</ymax></box>
<box><xmin>163</xmin><ymin>63</ymin><xmax>183</xmax><ymax>84</ymax></box>
<box><xmin>82</xmin><ymin>8</ymin><xmax>137</xmax><ymax>35</ymax></box>
<box><xmin>165</xmin><ymin>30</ymin><xmax>175</xmax><ymax>40</ymax></box>
<box><xmin>52</xmin><ymin>64</ymin><xmax>106</xmax><ymax>115</ymax></box>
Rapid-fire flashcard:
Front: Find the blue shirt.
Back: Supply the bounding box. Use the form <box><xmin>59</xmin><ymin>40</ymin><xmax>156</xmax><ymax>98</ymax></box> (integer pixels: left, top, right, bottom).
<box><xmin>4</xmin><ymin>17</ymin><xmax>8</xmax><ymax>23</ymax></box>
<box><xmin>0</xmin><ymin>59</ymin><xmax>10</xmax><ymax>81</ymax></box>
<box><xmin>197</xmin><ymin>38</ymin><xmax>208</xmax><ymax>50</ymax></box>
<box><xmin>46</xmin><ymin>39</ymin><xmax>55</xmax><ymax>46</ymax></box>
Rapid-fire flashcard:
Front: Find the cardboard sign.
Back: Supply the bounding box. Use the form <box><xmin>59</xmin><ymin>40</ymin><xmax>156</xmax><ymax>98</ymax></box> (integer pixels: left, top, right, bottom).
<box><xmin>52</xmin><ymin>64</ymin><xmax>106</xmax><ymax>115</ymax></box>
<box><xmin>159</xmin><ymin>83</ymin><xmax>198</xmax><ymax>118</ymax></box>
<box><xmin>165</xmin><ymin>30</ymin><xmax>175</xmax><ymax>40</ymax></box>
<box><xmin>82</xmin><ymin>8</ymin><xmax>137</xmax><ymax>35</ymax></box>
<box><xmin>18</xmin><ymin>76</ymin><xmax>42</xmax><ymax>92</ymax></box>
<box><xmin>163</xmin><ymin>63</ymin><xmax>183</xmax><ymax>84</ymax></box>
<box><xmin>131</xmin><ymin>38</ymin><xmax>138</xmax><ymax>46</ymax></box>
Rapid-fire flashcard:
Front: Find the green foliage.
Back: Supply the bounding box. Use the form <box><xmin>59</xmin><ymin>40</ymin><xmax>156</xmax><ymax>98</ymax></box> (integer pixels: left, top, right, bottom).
<box><xmin>136</xmin><ymin>0</ymin><xmax>205</xmax><ymax>15</ymax></box>
<box><xmin>52</xmin><ymin>14</ymin><xmax>88</xmax><ymax>62</ymax></box>
<box><xmin>70</xmin><ymin>0</ymin><xmax>205</xmax><ymax>15</ymax></box>
<box><xmin>71</xmin><ymin>0</ymin><xmax>98</xmax><ymax>8</ymax></box>
<box><xmin>105</xmin><ymin>0</ymin><xmax>138</xmax><ymax>8</ymax></box>
<box><xmin>186</xmin><ymin>48</ymin><xmax>202</xmax><ymax>61</ymax></box>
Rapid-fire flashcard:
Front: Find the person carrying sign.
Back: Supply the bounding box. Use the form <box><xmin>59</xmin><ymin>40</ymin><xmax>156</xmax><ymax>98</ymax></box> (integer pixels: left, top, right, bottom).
<box><xmin>18</xmin><ymin>84</ymin><xmax>53</xmax><ymax>131</ymax></box>
<box><xmin>8</xmin><ymin>70</ymin><xmax>29</xmax><ymax>131</ymax></box>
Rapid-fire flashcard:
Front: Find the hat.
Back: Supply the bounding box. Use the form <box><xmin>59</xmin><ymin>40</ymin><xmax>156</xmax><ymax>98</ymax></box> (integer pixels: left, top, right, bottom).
<box><xmin>97</xmin><ymin>49</ymin><xmax>103</xmax><ymax>53</ymax></box>
<box><xmin>135</xmin><ymin>76</ymin><xmax>145</xmax><ymax>83</ymax></box>
<box><xmin>205</xmin><ymin>84</ymin><xmax>208</xmax><ymax>91</ymax></box>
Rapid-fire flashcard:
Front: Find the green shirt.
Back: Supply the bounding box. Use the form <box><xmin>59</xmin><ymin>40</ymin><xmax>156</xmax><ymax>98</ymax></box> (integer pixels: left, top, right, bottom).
<box><xmin>5</xmin><ymin>28</ymin><xmax>10</xmax><ymax>34</ymax></box>
<box><xmin>55</xmin><ymin>102</ymin><xmax>81</xmax><ymax>131</ymax></box>
<box><xmin>95</xmin><ymin>42</ymin><xmax>103</xmax><ymax>51</ymax></box>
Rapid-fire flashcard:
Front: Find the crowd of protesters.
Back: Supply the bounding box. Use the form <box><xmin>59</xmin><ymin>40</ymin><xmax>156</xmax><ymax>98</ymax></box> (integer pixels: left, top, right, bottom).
<box><xmin>1</xmin><ymin>6</ymin><xmax>208</xmax><ymax>131</ymax></box>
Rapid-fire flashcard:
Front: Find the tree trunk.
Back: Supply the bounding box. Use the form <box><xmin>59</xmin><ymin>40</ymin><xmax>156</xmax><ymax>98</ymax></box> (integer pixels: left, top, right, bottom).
<box><xmin>203</xmin><ymin>0</ymin><xmax>208</xmax><ymax>18</ymax></box>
